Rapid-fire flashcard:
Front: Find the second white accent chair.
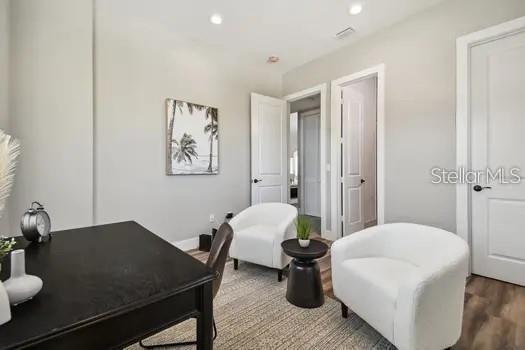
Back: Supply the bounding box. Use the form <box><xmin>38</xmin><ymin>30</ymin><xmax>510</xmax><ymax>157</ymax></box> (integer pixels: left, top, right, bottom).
<box><xmin>229</xmin><ymin>203</ymin><xmax>298</xmax><ymax>281</ymax></box>
<box><xmin>332</xmin><ymin>223</ymin><xmax>469</xmax><ymax>350</ymax></box>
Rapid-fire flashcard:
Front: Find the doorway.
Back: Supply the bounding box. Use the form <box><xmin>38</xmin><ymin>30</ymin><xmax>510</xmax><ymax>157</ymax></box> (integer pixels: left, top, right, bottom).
<box><xmin>457</xmin><ymin>16</ymin><xmax>525</xmax><ymax>286</ymax></box>
<box><xmin>288</xmin><ymin>95</ymin><xmax>322</xmax><ymax>233</ymax></box>
<box><xmin>331</xmin><ymin>65</ymin><xmax>385</xmax><ymax>238</ymax></box>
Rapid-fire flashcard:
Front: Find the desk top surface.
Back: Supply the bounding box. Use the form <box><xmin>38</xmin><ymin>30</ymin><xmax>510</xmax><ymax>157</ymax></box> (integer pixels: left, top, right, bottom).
<box><xmin>0</xmin><ymin>221</ymin><xmax>213</xmax><ymax>349</ymax></box>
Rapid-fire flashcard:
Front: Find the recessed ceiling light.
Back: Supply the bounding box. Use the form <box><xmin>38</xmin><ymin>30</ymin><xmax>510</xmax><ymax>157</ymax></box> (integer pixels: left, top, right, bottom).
<box><xmin>210</xmin><ymin>14</ymin><xmax>223</xmax><ymax>25</ymax></box>
<box><xmin>267</xmin><ymin>56</ymin><xmax>280</xmax><ymax>63</ymax></box>
<box><xmin>349</xmin><ymin>3</ymin><xmax>363</xmax><ymax>15</ymax></box>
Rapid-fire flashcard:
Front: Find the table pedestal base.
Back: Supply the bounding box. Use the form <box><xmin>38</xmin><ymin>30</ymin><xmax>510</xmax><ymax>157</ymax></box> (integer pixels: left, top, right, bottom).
<box><xmin>286</xmin><ymin>258</ymin><xmax>324</xmax><ymax>308</ymax></box>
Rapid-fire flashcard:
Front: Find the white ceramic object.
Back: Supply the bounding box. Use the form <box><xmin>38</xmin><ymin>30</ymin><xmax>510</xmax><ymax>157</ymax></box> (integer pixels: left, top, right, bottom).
<box><xmin>4</xmin><ymin>250</ymin><xmax>43</xmax><ymax>305</ymax></box>
<box><xmin>0</xmin><ymin>280</ymin><xmax>10</xmax><ymax>325</ymax></box>
<box><xmin>298</xmin><ymin>239</ymin><xmax>310</xmax><ymax>248</ymax></box>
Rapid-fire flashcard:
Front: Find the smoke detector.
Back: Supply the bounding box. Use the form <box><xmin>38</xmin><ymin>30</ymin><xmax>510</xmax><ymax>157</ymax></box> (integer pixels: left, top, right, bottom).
<box><xmin>267</xmin><ymin>56</ymin><xmax>280</xmax><ymax>63</ymax></box>
<box><xmin>335</xmin><ymin>26</ymin><xmax>355</xmax><ymax>39</ymax></box>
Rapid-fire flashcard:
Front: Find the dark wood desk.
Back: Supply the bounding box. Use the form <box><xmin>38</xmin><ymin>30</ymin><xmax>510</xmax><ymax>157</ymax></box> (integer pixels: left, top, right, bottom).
<box><xmin>0</xmin><ymin>221</ymin><xmax>215</xmax><ymax>350</ymax></box>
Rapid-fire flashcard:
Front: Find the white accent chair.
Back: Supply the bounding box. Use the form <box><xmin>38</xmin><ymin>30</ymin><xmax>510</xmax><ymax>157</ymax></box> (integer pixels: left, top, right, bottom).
<box><xmin>332</xmin><ymin>223</ymin><xmax>469</xmax><ymax>350</ymax></box>
<box><xmin>229</xmin><ymin>203</ymin><xmax>298</xmax><ymax>281</ymax></box>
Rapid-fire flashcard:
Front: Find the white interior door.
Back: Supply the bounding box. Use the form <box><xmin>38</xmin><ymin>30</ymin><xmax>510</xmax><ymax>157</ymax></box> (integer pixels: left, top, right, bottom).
<box><xmin>341</xmin><ymin>86</ymin><xmax>365</xmax><ymax>235</ymax></box>
<box><xmin>471</xmin><ymin>29</ymin><xmax>525</xmax><ymax>286</ymax></box>
<box><xmin>250</xmin><ymin>93</ymin><xmax>287</xmax><ymax>205</ymax></box>
<box><xmin>300</xmin><ymin>113</ymin><xmax>321</xmax><ymax>216</ymax></box>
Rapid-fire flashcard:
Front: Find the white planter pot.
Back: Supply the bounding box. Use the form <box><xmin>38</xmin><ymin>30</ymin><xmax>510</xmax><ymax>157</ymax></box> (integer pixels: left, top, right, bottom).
<box><xmin>298</xmin><ymin>239</ymin><xmax>310</xmax><ymax>248</ymax></box>
<box><xmin>0</xmin><ymin>265</ymin><xmax>11</xmax><ymax>325</ymax></box>
<box><xmin>4</xmin><ymin>250</ymin><xmax>43</xmax><ymax>306</ymax></box>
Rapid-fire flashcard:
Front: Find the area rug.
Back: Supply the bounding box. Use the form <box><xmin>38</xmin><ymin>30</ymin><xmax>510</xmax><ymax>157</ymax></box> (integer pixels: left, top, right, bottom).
<box><xmin>128</xmin><ymin>262</ymin><xmax>395</xmax><ymax>349</ymax></box>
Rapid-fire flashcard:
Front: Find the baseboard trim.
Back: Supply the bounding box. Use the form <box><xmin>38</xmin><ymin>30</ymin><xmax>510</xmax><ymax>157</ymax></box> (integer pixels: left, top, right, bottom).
<box><xmin>172</xmin><ymin>237</ymin><xmax>199</xmax><ymax>251</ymax></box>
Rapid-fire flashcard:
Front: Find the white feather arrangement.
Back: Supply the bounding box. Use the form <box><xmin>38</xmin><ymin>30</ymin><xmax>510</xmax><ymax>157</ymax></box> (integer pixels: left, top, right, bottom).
<box><xmin>0</xmin><ymin>129</ymin><xmax>21</xmax><ymax>220</ymax></box>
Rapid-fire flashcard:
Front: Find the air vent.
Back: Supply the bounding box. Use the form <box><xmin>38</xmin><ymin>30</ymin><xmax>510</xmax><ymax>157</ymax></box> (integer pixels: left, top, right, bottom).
<box><xmin>335</xmin><ymin>26</ymin><xmax>355</xmax><ymax>39</ymax></box>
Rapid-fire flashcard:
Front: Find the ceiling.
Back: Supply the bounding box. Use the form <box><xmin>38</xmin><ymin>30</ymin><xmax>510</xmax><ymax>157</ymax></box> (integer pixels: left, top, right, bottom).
<box><xmin>107</xmin><ymin>0</ymin><xmax>446</xmax><ymax>73</ymax></box>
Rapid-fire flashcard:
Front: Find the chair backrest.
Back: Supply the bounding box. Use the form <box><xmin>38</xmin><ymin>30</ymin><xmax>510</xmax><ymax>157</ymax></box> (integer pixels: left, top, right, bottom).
<box><xmin>206</xmin><ymin>222</ymin><xmax>234</xmax><ymax>298</ymax></box>
<box><xmin>231</xmin><ymin>203</ymin><xmax>297</xmax><ymax>229</ymax></box>
<box><xmin>370</xmin><ymin>223</ymin><xmax>469</xmax><ymax>268</ymax></box>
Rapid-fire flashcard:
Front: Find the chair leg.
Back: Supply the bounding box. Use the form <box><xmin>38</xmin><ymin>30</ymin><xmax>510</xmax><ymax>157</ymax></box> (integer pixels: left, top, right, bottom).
<box><xmin>233</xmin><ymin>258</ymin><xmax>238</xmax><ymax>270</ymax></box>
<box><xmin>278</xmin><ymin>269</ymin><xmax>283</xmax><ymax>282</ymax></box>
<box><xmin>341</xmin><ymin>302</ymin><xmax>349</xmax><ymax>318</ymax></box>
<box><xmin>140</xmin><ymin>318</ymin><xmax>217</xmax><ymax>348</ymax></box>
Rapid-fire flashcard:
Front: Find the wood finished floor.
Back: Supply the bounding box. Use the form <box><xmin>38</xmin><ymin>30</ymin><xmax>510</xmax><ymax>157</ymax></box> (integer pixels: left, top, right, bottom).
<box><xmin>189</xmin><ymin>236</ymin><xmax>525</xmax><ymax>349</ymax></box>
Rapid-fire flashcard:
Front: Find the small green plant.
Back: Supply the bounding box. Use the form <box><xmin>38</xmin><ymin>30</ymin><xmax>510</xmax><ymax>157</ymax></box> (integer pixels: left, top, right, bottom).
<box><xmin>0</xmin><ymin>236</ymin><xmax>15</xmax><ymax>263</ymax></box>
<box><xmin>295</xmin><ymin>216</ymin><xmax>312</xmax><ymax>240</ymax></box>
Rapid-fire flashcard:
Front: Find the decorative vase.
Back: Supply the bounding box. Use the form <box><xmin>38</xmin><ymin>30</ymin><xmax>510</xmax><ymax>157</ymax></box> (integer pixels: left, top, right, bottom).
<box><xmin>0</xmin><ymin>265</ymin><xmax>11</xmax><ymax>325</ymax></box>
<box><xmin>4</xmin><ymin>250</ymin><xmax>42</xmax><ymax>305</ymax></box>
<box><xmin>298</xmin><ymin>239</ymin><xmax>310</xmax><ymax>248</ymax></box>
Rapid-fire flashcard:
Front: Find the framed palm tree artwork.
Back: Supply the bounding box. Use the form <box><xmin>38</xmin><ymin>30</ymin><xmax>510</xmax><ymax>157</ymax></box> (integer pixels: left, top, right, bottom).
<box><xmin>166</xmin><ymin>98</ymin><xmax>219</xmax><ymax>175</ymax></box>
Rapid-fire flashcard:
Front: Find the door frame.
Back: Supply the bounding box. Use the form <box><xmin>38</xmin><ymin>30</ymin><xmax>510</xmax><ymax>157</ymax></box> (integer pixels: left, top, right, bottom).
<box><xmin>283</xmin><ymin>84</ymin><xmax>328</xmax><ymax>237</ymax></box>
<box><xmin>456</xmin><ymin>16</ymin><xmax>525</xmax><ymax>254</ymax></box>
<box><xmin>331</xmin><ymin>64</ymin><xmax>386</xmax><ymax>239</ymax></box>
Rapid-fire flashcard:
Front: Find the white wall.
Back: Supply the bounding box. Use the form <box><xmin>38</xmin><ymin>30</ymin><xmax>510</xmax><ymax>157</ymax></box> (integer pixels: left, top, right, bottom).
<box><xmin>0</xmin><ymin>0</ymin><xmax>10</xmax><ymax>234</ymax></box>
<box><xmin>283</xmin><ymin>0</ymin><xmax>525</xmax><ymax>232</ymax></box>
<box><xmin>94</xmin><ymin>1</ymin><xmax>282</xmax><ymax>243</ymax></box>
<box><xmin>8</xmin><ymin>0</ymin><xmax>94</xmax><ymax>235</ymax></box>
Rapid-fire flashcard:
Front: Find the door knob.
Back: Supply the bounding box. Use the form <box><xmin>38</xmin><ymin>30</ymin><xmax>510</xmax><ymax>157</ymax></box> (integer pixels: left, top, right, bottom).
<box><xmin>473</xmin><ymin>185</ymin><xmax>492</xmax><ymax>192</ymax></box>
<box><xmin>253</xmin><ymin>179</ymin><xmax>263</xmax><ymax>184</ymax></box>
<box><xmin>360</xmin><ymin>179</ymin><xmax>366</xmax><ymax>184</ymax></box>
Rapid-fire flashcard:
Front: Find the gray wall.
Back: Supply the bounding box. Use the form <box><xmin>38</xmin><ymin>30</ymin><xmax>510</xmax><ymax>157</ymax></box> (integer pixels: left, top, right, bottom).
<box><xmin>282</xmin><ymin>0</ymin><xmax>525</xmax><ymax>232</ymax></box>
<box><xmin>94</xmin><ymin>2</ymin><xmax>282</xmax><ymax>243</ymax></box>
<box><xmin>0</xmin><ymin>0</ymin><xmax>8</xmax><ymax>131</ymax></box>
<box><xmin>0</xmin><ymin>0</ymin><xmax>10</xmax><ymax>234</ymax></box>
<box><xmin>3</xmin><ymin>0</ymin><xmax>281</xmax><ymax>243</ymax></box>
<box><xmin>7</xmin><ymin>0</ymin><xmax>94</xmax><ymax>235</ymax></box>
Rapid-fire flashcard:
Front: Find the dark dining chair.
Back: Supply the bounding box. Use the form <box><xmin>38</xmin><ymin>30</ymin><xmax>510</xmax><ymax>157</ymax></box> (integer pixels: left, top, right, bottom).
<box><xmin>140</xmin><ymin>223</ymin><xmax>234</xmax><ymax>349</ymax></box>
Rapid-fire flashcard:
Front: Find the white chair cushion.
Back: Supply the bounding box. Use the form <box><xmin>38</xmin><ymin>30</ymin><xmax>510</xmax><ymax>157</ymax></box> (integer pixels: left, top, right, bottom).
<box><xmin>229</xmin><ymin>225</ymin><xmax>277</xmax><ymax>267</ymax></box>
<box><xmin>339</xmin><ymin>257</ymin><xmax>420</xmax><ymax>341</ymax></box>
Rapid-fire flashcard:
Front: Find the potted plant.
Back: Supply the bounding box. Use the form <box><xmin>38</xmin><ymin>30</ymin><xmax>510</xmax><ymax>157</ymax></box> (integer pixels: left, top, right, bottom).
<box><xmin>295</xmin><ymin>215</ymin><xmax>312</xmax><ymax>248</ymax></box>
<box><xmin>0</xmin><ymin>237</ymin><xmax>16</xmax><ymax>272</ymax></box>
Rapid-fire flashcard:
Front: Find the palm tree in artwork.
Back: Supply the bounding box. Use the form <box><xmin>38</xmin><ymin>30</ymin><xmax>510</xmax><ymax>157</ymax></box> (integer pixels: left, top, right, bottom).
<box><xmin>204</xmin><ymin>108</ymin><xmax>218</xmax><ymax>172</ymax></box>
<box><xmin>173</xmin><ymin>133</ymin><xmax>198</xmax><ymax>165</ymax></box>
<box><xmin>167</xmin><ymin>99</ymin><xmax>176</xmax><ymax>172</ymax></box>
<box><xmin>168</xmin><ymin>100</ymin><xmax>203</xmax><ymax>171</ymax></box>
<box><xmin>168</xmin><ymin>100</ymin><xmax>217</xmax><ymax>172</ymax></box>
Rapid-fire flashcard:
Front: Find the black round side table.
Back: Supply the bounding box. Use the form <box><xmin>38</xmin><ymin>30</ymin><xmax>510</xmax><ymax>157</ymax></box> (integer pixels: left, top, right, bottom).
<box><xmin>281</xmin><ymin>239</ymin><xmax>329</xmax><ymax>308</ymax></box>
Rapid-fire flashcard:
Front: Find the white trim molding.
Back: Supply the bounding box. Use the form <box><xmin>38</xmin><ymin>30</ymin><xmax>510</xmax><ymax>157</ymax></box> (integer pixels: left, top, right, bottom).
<box><xmin>330</xmin><ymin>64</ymin><xmax>386</xmax><ymax>239</ymax></box>
<box><xmin>456</xmin><ymin>16</ymin><xmax>525</xmax><ymax>252</ymax></box>
<box><xmin>283</xmin><ymin>84</ymin><xmax>329</xmax><ymax>238</ymax></box>
<box><xmin>172</xmin><ymin>237</ymin><xmax>199</xmax><ymax>251</ymax></box>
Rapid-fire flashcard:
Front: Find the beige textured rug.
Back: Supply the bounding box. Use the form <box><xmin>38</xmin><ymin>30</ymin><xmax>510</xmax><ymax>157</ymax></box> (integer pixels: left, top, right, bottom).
<box><xmin>128</xmin><ymin>262</ymin><xmax>395</xmax><ymax>349</ymax></box>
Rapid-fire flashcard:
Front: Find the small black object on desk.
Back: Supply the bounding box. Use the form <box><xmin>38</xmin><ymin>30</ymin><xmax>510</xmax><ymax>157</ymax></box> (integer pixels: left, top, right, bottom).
<box><xmin>0</xmin><ymin>221</ymin><xmax>215</xmax><ymax>350</ymax></box>
<box><xmin>281</xmin><ymin>239</ymin><xmax>329</xmax><ymax>309</ymax></box>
